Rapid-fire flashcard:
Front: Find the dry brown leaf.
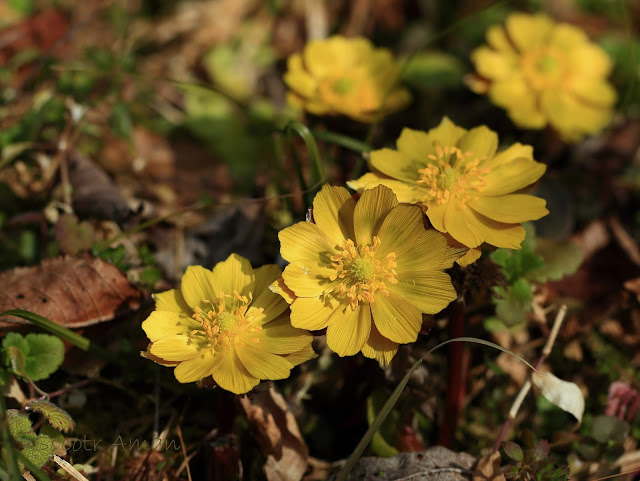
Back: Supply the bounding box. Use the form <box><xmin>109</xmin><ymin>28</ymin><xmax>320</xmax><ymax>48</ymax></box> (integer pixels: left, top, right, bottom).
<box><xmin>239</xmin><ymin>385</ymin><xmax>308</xmax><ymax>481</ymax></box>
<box><xmin>0</xmin><ymin>255</ymin><xmax>143</xmax><ymax>331</ymax></box>
<box><xmin>571</xmin><ymin>220</ymin><xmax>610</xmax><ymax>260</ymax></box>
<box><xmin>472</xmin><ymin>451</ymin><xmax>506</xmax><ymax>481</ymax></box>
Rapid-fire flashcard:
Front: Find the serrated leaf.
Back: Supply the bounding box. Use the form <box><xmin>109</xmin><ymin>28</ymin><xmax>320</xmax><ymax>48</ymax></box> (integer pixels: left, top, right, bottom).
<box><xmin>532</xmin><ymin>439</ymin><xmax>550</xmax><ymax>463</ymax></box>
<box><xmin>20</xmin><ymin>434</ymin><xmax>54</xmax><ymax>468</ymax></box>
<box><xmin>26</xmin><ymin>400</ymin><xmax>75</xmax><ymax>432</ymax></box>
<box><xmin>39</xmin><ymin>424</ymin><xmax>66</xmax><ymax>456</ymax></box>
<box><xmin>491</xmin><ymin>247</ymin><xmax>545</xmax><ymax>284</ymax></box>
<box><xmin>591</xmin><ymin>415</ymin><xmax>630</xmax><ymax>444</ymax></box>
<box><xmin>530</xmin><ymin>239</ymin><xmax>583</xmax><ymax>282</ymax></box>
<box><xmin>532</xmin><ymin>372</ymin><xmax>585</xmax><ymax>423</ymax></box>
<box><xmin>6</xmin><ymin>410</ymin><xmax>36</xmax><ymax>446</ymax></box>
<box><xmin>23</xmin><ymin>334</ymin><xmax>64</xmax><ymax>381</ymax></box>
<box><xmin>503</xmin><ymin>441</ymin><xmax>524</xmax><ymax>461</ymax></box>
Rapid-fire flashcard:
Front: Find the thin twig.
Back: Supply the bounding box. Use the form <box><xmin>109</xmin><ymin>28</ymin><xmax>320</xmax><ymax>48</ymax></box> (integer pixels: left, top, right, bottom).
<box><xmin>493</xmin><ymin>305</ymin><xmax>568</xmax><ymax>452</ymax></box>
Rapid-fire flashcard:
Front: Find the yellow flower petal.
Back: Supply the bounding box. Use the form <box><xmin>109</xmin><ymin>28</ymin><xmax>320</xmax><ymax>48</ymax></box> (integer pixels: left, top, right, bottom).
<box><xmin>456</xmin><ymin>125</ymin><xmax>499</xmax><ymax>160</ymax></box>
<box><xmin>370</xmin><ymin>289</ymin><xmax>422</xmax><ymax>344</ymax></box>
<box><xmin>444</xmin><ymin>201</ymin><xmax>486</xmax><ymax>248</ymax></box>
<box><xmin>541</xmin><ymin>89</ymin><xmax>612</xmax><ymax>140</ymax></box>
<box><xmin>392</xmin><ymin>228</ymin><xmax>450</xmax><ymax>273</ymax></box>
<box><xmin>469</xmin><ymin>194</ymin><xmax>548</xmax><ymax>223</ymax></box>
<box><xmin>395</xmin><ymin>128</ymin><xmax>435</xmax><ymax>162</ymax></box>
<box><xmin>211</xmin><ymin>349</ymin><xmax>260</xmax><ymax>394</ymax></box>
<box><xmin>347</xmin><ymin>173</ymin><xmax>423</xmax><ymax>203</ymax></box>
<box><xmin>282</xmin><ymin>260</ymin><xmax>336</xmax><ymax>297</ymax></box>
<box><xmin>548</xmin><ymin>23</ymin><xmax>589</xmax><ymax>51</ymax></box>
<box><xmin>456</xmin><ymin>247</ymin><xmax>482</xmax><ymax>267</ymax></box>
<box><xmin>254</xmin><ymin>315</ymin><xmax>313</xmax><ymax>355</ymax></box>
<box><xmin>569</xmin><ymin>44</ymin><xmax>612</xmax><ymax>78</ymax></box>
<box><xmin>211</xmin><ymin>253</ymin><xmax>255</xmax><ymax>300</ymax></box>
<box><xmin>270</xmin><ymin>276</ymin><xmax>297</xmax><ymax>304</ymax></box>
<box><xmin>282</xmin><ymin>344</ymin><xmax>318</xmax><ymax>366</ymax></box>
<box><xmin>375</xmin><ymin>204</ymin><xmax>426</xmax><ymax>259</ymax></box>
<box><xmin>303</xmin><ymin>38</ymin><xmax>339</xmax><ymax>77</ymax></box>
<box><xmin>481</xmin><ymin>143</ymin><xmax>534</xmax><ymax>171</ymax></box>
<box><xmin>353</xmin><ymin>185</ymin><xmax>399</xmax><ymax>245</ymax></box>
<box><xmin>252</xmin><ymin>265</ymin><xmax>288</xmax><ymax>323</ymax></box>
<box><xmin>481</xmin><ymin>158</ymin><xmax>546</xmax><ymax>196</ymax></box>
<box><xmin>570</xmin><ymin>77</ymin><xmax>617</xmax><ymax>107</ymax></box>
<box><xmin>370</xmin><ymin>148</ymin><xmax>421</xmax><ymax>183</ymax></box>
<box><xmin>142</xmin><ymin>311</ymin><xmax>199</xmax><ymax>343</ymax></box>
<box><xmin>150</xmin><ymin>335</ymin><xmax>201</xmax><ymax>361</ymax></box>
<box><xmin>425</xmin><ymin>202</ymin><xmax>447</xmax><ymax>233</ymax></box>
<box><xmin>486</xmin><ymin>25</ymin><xmax>516</xmax><ymax>54</ymax></box>
<box><xmin>180</xmin><ymin>265</ymin><xmax>220</xmax><ymax>310</ymax></box>
<box><xmin>313</xmin><ymin>185</ymin><xmax>356</xmax><ymax>245</ymax></box>
<box><xmin>174</xmin><ymin>351</ymin><xmax>223</xmax><ymax>383</ymax></box>
<box><xmin>236</xmin><ymin>344</ymin><xmax>294</xmax><ymax>380</ymax></box>
<box><xmin>290</xmin><ymin>296</ymin><xmax>337</xmax><ymax>330</ymax></box>
<box><xmin>325</xmin><ymin>305</ymin><xmax>371</xmax><ymax>356</ymax></box>
<box><xmin>426</xmin><ymin>116</ymin><xmax>468</xmax><ymax>148</ymax></box>
<box><xmin>283</xmin><ymin>54</ymin><xmax>317</xmax><ymax>98</ymax></box>
<box><xmin>473</xmin><ymin>213</ymin><xmax>526</xmax><ymax>249</ymax></box>
<box><xmin>279</xmin><ymin>221</ymin><xmax>336</xmax><ymax>263</ymax></box>
<box><xmin>391</xmin><ymin>271</ymin><xmax>457</xmax><ymax>314</ymax></box>
<box><xmin>153</xmin><ymin>289</ymin><xmax>191</xmax><ymax>314</ymax></box>
<box><xmin>471</xmin><ymin>46</ymin><xmax>516</xmax><ymax>80</ymax></box>
<box><xmin>361</xmin><ymin>322</ymin><xmax>398</xmax><ymax>368</ymax></box>
<box><xmin>505</xmin><ymin>13</ymin><xmax>554</xmax><ymax>52</ymax></box>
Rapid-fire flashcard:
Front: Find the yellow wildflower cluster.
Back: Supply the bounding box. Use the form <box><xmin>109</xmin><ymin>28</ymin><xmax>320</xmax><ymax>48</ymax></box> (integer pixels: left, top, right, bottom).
<box><xmin>284</xmin><ymin>35</ymin><xmax>410</xmax><ymax>123</ymax></box>
<box><xmin>468</xmin><ymin>12</ymin><xmax>616</xmax><ymax>141</ymax></box>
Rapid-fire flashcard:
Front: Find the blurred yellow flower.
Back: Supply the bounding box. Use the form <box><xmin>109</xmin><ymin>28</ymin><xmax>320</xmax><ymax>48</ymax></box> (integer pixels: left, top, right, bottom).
<box><xmin>468</xmin><ymin>12</ymin><xmax>616</xmax><ymax>141</ymax></box>
<box><xmin>277</xmin><ymin>184</ymin><xmax>462</xmax><ymax>366</ymax></box>
<box><xmin>284</xmin><ymin>35</ymin><xmax>411</xmax><ymax>123</ymax></box>
<box><xmin>142</xmin><ymin>254</ymin><xmax>315</xmax><ymax>394</ymax></box>
<box><xmin>349</xmin><ymin>117</ymin><xmax>548</xmax><ymax>257</ymax></box>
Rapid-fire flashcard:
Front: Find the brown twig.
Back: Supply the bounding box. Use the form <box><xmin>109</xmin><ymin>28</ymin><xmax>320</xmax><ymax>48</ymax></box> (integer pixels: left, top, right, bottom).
<box><xmin>493</xmin><ymin>305</ymin><xmax>567</xmax><ymax>452</ymax></box>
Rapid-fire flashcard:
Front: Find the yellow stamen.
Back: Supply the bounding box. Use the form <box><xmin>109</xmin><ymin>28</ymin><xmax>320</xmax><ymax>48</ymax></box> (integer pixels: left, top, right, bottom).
<box><xmin>417</xmin><ymin>145</ymin><xmax>490</xmax><ymax>205</ymax></box>
<box><xmin>330</xmin><ymin>236</ymin><xmax>397</xmax><ymax>310</ymax></box>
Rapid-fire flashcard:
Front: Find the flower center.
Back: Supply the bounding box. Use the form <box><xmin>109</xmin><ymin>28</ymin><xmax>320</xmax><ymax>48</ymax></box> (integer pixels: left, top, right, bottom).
<box><xmin>332</xmin><ymin>77</ymin><xmax>355</xmax><ymax>95</ymax></box>
<box><xmin>416</xmin><ymin>145</ymin><xmax>491</xmax><ymax>205</ymax></box>
<box><xmin>520</xmin><ymin>46</ymin><xmax>568</xmax><ymax>90</ymax></box>
<box><xmin>189</xmin><ymin>291</ymin><xmax>262</xmax><ymax>352</ymax></box>
<box><xmin>329</xmin><ymin>236</ymin><xmax>398</xmax><ymax>310</ymax></box>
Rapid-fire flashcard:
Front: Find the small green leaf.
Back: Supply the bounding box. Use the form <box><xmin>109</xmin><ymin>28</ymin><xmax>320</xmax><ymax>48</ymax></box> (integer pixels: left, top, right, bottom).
<box><xmin>6</xmin><ymin>410</ymin><xmax>36</xmax><ymax>446</ymax></box>
<box><xmin>23</xmin><ymin>334</ymin><xmax>65</xmax><ymax>381</ymax></box>
<box><xmin>26</xmin><ymin>401</ymin><xmax>75</xmax><ymax>433</ymax></box>
<box><xmin>494</xmin><ymin>278</ymin><xmax>534</xmax><ymax>327</ymax></box>
<box><xmin>403</xmin><ymin>52</ymin><xmax>464</xmax><ymax>90</ymax></box>
<box><xmin>530</xmin><ymin>239</ymin><xmax>583</xmax><ymax>282</ymax></box>
<box><xmin>503</xmin><ymin>441</ymin><xmax>524</xmax><ymax>461</ymax></box>
<box><xmin>2</xmin><ymin>333</ymin><xmax>30</xmax><ymax>357</ymax></box>
<box><xmin>20</xmin><ymin>434</ymin><xmax>55</xmax><ymax>469</ymax></box>
<box><xmin>591</xmin><ymin>415</ymin><xmax>630</xmax><ymax>444</ymax></box>
<box><xmin>532</xmin><ymin>439</ymin><xmax>550</xmax><ymax>462</ymax></box>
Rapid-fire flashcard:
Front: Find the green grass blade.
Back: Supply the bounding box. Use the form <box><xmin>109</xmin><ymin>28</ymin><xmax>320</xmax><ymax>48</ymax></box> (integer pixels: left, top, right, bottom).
<box><xmin>335</xmin><ymin>337</ymin><xmax>537</xmax><ymax>481</ymax></box>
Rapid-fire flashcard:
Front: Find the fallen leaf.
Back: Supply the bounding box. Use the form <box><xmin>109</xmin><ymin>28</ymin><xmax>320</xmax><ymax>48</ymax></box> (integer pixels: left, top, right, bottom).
<box><xmin>532</xmin><ymin>372</ymin><xmax>585</xmax><ymax>423</ymax></box>
<box><xmin>0</xmin><ymin>255</ymin><xmax>144</xmax><ymax>331</ymax></box>
<box><xmin>239</xmin><ymin>385</ymin><xmax>308</xmax><ymax>481</ymax></box>
<box><xmin>68</xmin><ymin>151</ymin><xmax>134</xmax><ymax>225</ymax></box>
<box><xmin>473</xmin><ymin>451</ymin><xmax>506</xmax><ymax>481</ymax></box>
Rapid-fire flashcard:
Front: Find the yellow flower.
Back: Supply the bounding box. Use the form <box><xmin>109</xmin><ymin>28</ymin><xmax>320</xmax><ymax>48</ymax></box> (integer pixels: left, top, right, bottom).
<box><xmin>284</xmin><ymin>35</ymin><xmax>411</xmax><ymax>123</ymax></box>
<box><xmin>468</xmin><ymin>12</ymin><xmax>617</xmax><ymax>141</ymax></box>
<box><xmin>348</xmin><ymin>117</ymin><xmax>549</xmax><ymax>257</ymax></box>
<box><xmin>141</xmin><ymin>254</ymin><xmax>316</xmax><ymax>395</ymax></box>
<box><xmin>277</xmin><ymin>184</ymin><xmax>462</xmax><ymax>366</ymax></box>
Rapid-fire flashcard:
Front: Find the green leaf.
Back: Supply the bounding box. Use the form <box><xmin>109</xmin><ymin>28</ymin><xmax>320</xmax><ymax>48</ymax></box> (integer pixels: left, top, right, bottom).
<box><xmin>503</xmin><ymin>441</ymin><xmax>524</xmax><ymax>461</ymax></box>
<box><xmin>0</xmin><ymin>369</ymin><xmax>9</xmax><ymax>386</ymax></box>
<box><xmin>2</xmin><ymin>332</ymin><xmax>30</xmax><ymax>357</ymax></box>
<box><xmin>6</xmin><ymin>410</ymin><xmax>36</xmax><ymax>446</ymax></box>
<box><xmin>493</xmin><ymin>278</ymin><xmax>534</xmax><ymax>327</ymax></box>
<box><xmin>491</xmin><ymin>247</ymin><xmax>545</xmax><ymax>284</ymax></box>
<box><xmin>26</xmin><ymin>401</ymin><xmax>75</xmax><ymax>433</ymax></box>
<box><xmin>590</xmin><ymin>415</ymin><xmax>630</xmax><ymax>444</ymax></box>
<box><xmin>23</xmin><ymin>334</ymin><xmax>64</xmax><ymax>381</ymax></box>
<box><xmin>403</xmin><ymin>52</ymin><xmax>464</xmax><ymax>90</ymax></box>
<box><xmin>20</xmin><ymin>434</ymin><xmax>55</xmax><ymax>469</ymax></box>
<box><xmin>366</xmin><ymin>391</ymin><xmax>399</xmax><ymax>457</ymax></box>
<box><xmin>530</xmin><ymin>239</ymin><xmax>583</xmax><ymax>282</ymax></box>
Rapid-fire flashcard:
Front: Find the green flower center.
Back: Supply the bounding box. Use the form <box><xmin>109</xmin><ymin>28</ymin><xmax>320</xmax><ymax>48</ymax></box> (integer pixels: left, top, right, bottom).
<box><xmin>217</xmin><ymin>312</ymin><xmax>238</xmax><ymax>332</ymax></box>
<box><xmin>521</xmin><ymin>47</ymin><xmax>567</xmax><ymax>90</ymax></box>
<box><xmin>332</xmin><ymin>77</ymin><xmax>355</xmax><ymax>95</ymax></box>
<box><xmin>536</xmin><ymin>54</ymin><xmax>558</xmax><ymax>74</ymax></box>
<box><xmin>351</xmin><ymin>258</ymin><xmax>376</xmax><ymax>283</ymax></box>
<box><xmin>417</xmin><ymin>145</ymin><xmax>491</xmax><ymax>205</ymax></box>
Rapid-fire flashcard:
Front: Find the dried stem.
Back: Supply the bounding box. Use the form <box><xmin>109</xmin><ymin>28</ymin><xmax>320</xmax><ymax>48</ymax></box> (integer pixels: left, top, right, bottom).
<box><xmin>493</xmin><ymin>305</ymin><xmax>568</xmax><ymax>452</ymax></box>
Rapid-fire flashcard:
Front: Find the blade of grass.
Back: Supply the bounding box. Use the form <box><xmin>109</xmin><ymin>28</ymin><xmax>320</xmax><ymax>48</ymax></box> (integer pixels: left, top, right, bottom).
<box><xmin>0</xmin><ymin>309</ymin><xmax>118</xmax><ymax>364</ymax></box>
<box><xmin>311</xmin><ymin>130</ymin><xmax>371</xmax><ymax>153</ymax></box>
<box><xmin>335</xmin><ymin>337</ymin><xmax>537</xmax><ymax>481</ymax></box>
